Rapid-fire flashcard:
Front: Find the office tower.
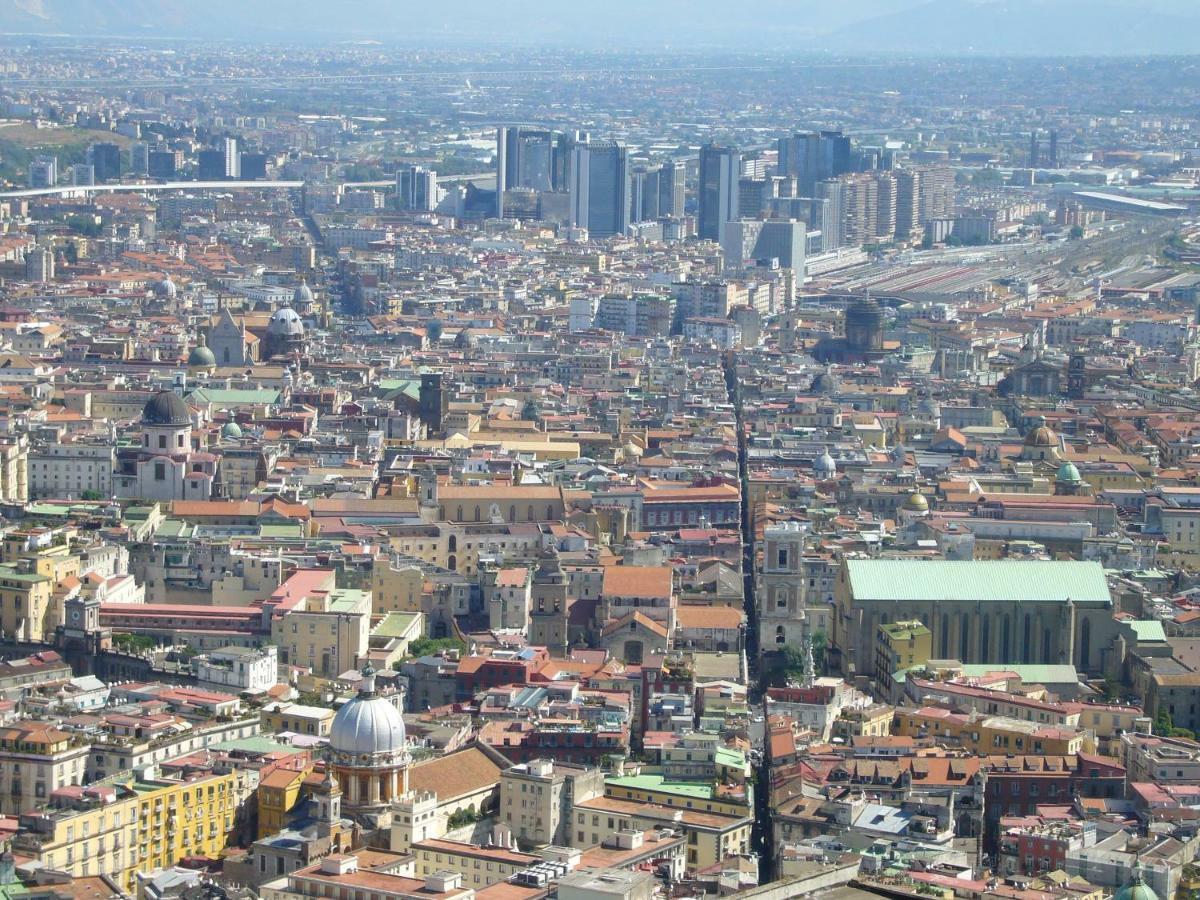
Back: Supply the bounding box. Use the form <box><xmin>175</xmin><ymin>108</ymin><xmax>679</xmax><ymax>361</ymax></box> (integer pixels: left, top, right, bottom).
<box><xmin>659</xmin><ymin>160</ymin><xmax>685</xmax><ymax>219</ymax></box>
<box><xmin>240</xmin><ymin>152</ymin><xmax>268</xmax><ymax>180</ymax></box>
<box><xmin>569</xmin><ymin>140</ymin><xmax>630</xmax><ymax>238</ymax></box>
<box><xmin>71</xmin><ymin>164</ymin><xmax>95</xmax><ymax>186</ymax></box>
<box><xmin>698</xmin><ymin>143</ymin><xmax>740</xmax><ymax>242</ymax></box>
<box><xmin>777</xmin><ymin>130</ymin><xmax>852</xmax><ymax>192</ymax></box>
<box><xmin>28</xmin><ymin>155</ymin><xmax>57</xmax><ymax>189</ymax></box>
<box><xmin>894</xmin><ymin>170</ymin><xmax>921</xmax><ymax>240</ymax></box>
<box><xmin>722</xmin><ymin>219</ymin><xmax>805</xmax><ymax>271</ymax></box>
<box><xmin>397</xmin><ymin>165</ymin><xmax>438</xmax><ymax>211</ymax></box>
<box><xmin>815</xmin><ymin>180</ymin><xmax>844</xmax><ymax>248</ymax></box>
<box><xmin>496</xmin><ymin>126</ymin><xmax>562</xmax><ymax>217</ymax></box>
<box><xmin>630</xmin><ymin>168</ymin><xmax>655</xmax><ymax>224</ymax></box>
<box><xmin>1049</xmin><ymin>130</ymin><xmax>1059</xmax><ymax>167</ymax></box>
<box><xmin>223</xmin><ymin>138</ymin><xmax>240</xmax><ymax>179</ymax></box>
<box><xmin>148</xmin><ymin>150</ymin><xmax>177</xmax><ymax>179</ymax></box>
<box><xmin>738</xmin><ymin>178</ymin><xmax>766</xmax><ymax>219</ymax></box>
<box><xmin>1029</xmin><ymin>131</ymin><xmax>1040</xmax><ymax>167</ymax></box>
<box><xmin>87</xmin><ymin>142</ymin><xmax>121</xmax><ymax>182</ymax></box>
<box><xmin>197</xmin><ymin>150</ymin><xmax>225</xmax><ymax>181</ymax></box>
<box><xmin>129</xmin><ymin>141</ymin><xmax>150</xmax><ymax>175</ymax></box>
<box><xmin>874</xmin><ymin>172</ymin><xmax>897</xmax><ymax>241</ymax></box>
<box><xmin>24</xmin><ymin>246</ymin><xmax>54</xmax><ymax>283</ymax></box>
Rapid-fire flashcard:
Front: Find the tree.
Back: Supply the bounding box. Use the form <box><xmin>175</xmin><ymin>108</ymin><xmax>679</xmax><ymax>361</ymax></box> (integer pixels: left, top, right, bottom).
<box><xmin>811</xmin><ymin>632</ymin><xmax>827</xmax><ymax>674</ymax></box>
<box><xmin>1069</xmin><ymin>225</ymin><xmax>1085</xmax><ymax>240</ymax></box>
<box><xmin>1154</xmin><ymin>707</ymin><xmax>1174</xmax><ymax>737</ymax></box>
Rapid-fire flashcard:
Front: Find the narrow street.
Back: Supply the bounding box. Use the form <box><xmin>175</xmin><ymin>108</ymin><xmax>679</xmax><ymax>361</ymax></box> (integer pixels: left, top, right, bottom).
<box><xmin>724</xmin><ymin>350</ymin><xmax>773</xmax><ymax>882</ymax></box>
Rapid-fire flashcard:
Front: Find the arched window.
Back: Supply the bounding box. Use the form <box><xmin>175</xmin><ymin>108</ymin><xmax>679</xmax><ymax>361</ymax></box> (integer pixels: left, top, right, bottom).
<box><xmin>1001</xmin><ymin>614</ymin><xmax>1011</xmax><ymax>662</ymax></box>
<box><xmin>447</xmin><ymin>535</ymin><xmax>457</xmax><ymax>553</ymax></box>
<box><xmin>979</xmin><ymin>616</ymin><xmax>990</xmax><ymax>663</ymax></box>
<box><xmin>1023</xmin><ymin>614</ymin><xmax>1032</xmax><ymax>663</ymax></box>
<box><xmin>1042</xmin><ymin>628</ymin><xmax>1052</xmax><ymax>664</ymax></box>
<box><xmin>1080</xmin><ymin>618</ymin><xmax>1091</xmax><ymax>671</ymax></box>
<box><xmin>959</xmin><ymin>612</ymin><xmax>970</xmax><ymax>662</ymax></box>
<box><xmin>474</xmin><ymin>506</ymin><xmax>480</xmax><ymax>522</ymax></box>
<box><xmin>447</xmin><ymin>554</ymin><xmax>456</xmax><ymax>570</ymax></box>
<box><xmin>775</xmin><ymin>625</ymin><xmax>785</xmax><ymax>645</ymax></box>
<box><xmin>940</xmin><ymin>612</ymin><xmax>950</xmax><ymax>658</ymax></box>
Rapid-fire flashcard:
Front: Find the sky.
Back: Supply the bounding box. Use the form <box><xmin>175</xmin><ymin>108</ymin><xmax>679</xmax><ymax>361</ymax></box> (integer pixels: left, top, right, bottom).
<box><xmin>2</xmin><ymin>0</ymin><xmax>1200</xmax><ymax>54</ymax></box>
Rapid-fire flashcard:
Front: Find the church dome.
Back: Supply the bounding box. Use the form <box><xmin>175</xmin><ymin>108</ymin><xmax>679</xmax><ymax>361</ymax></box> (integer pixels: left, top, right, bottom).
<box><xmin>220</xmin><ymin>421</ymin><xmax>243</xmax><ymax>440</ymax></box>
<box><xmin>293</xmin><ymin>278</ymin><xmax>314</xmax><ymax>306</ymax></box>
<box><xmin>154</xmin><ymin>276</ymin><xmax>177</xmax><ymax>299</ymax></box>
<box><xmin>1024</xmin><ymin>422</ymin><xmax>1057</xmax><ymax>447</ymax></box>
<box><xmin>187</xmin><ymin>340</ymin><xmax>216</xmax><ymax>370</ymax></box>
<box><xmin>814</xmin><ymin>449</ymin><xmax>837</xmax><ymax>478</ymax></box>
<box><xmin>811</xmin><ymin>369</ymin><xmax>841</xmax><ymax>395</ymax></box>
<box><xmin>903</xmin><ymin>491</ymin><xmax>929</xmax><ymax>512</ymax></box>
<box><xmin>142</xmin><ymin>390</ymin><xmax>190</xmax><ymax>427</ymax></box>
<box><xmin>268</xmin><ymin>306</ymin><xmax>305</xmax><ymax>337</ymax></box>
<box><xmin>329</xmin><ymin>668</ymin><xmax>407</xmax><ymax>764</ymax></box>
<box><xmin>1056</xmin><ymin>461</ymin><xmax>1082</xmax><ymax>484</ymax></box>
<box><xmin>1114</xmin><ymin>870</ymin><xmax>1158</xmax><ymax>900</ymax></box>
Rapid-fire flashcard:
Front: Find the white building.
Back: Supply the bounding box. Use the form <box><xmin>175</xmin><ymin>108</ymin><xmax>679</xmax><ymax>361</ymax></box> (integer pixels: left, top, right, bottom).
<box><xmin>28</xmin><ymin>442</ymin><xmax>115</xmax><ymax>499</ymax></box>
<box><xmin>195</xmin><ymin>645</ymin><xmax>279</xmax><ymax>695</ymax></box>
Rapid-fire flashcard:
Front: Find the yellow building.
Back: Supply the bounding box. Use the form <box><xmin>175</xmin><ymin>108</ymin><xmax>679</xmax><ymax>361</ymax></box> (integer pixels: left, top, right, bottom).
<box><xmin>371</xmin><ymin>559</ymin><xmax>423</xmax><ymax>613</ymax></box>
<box><xmin>0</xmin><ymin>562</ymin><xmax>53</xmax><ymax>642</ymax></box>
<box><xmin>603</xmin><ymin>774</ymin><xmax>751</xmax><ymax>819</ymax></box>
<box><xmin>0</xmin><ymin>722</ymin><xmax>89</xmax><ymax>816</ymax></box>
<box><xmin>893</xmin><ymin>708</ymin><xmax>1086</xmax><ymax>756</ymax></box>
<box><xmin>875</xmin><ymin>620</ymin><xmax>933</xmax><ymax>696</ymax></box>
<box><xmin>257</xmin><ymin>762</ymin><xmax>315</xmax><ymax>838</ymax></box>
<box><xmin>271</xmin><ymin>583</ymin><xmax>371</xmax><ymax>678</ymax></box>
<box><xmin>13</xmin><ymin>769</ymin><xmax>240</xmax><ymax>893</ymax></box>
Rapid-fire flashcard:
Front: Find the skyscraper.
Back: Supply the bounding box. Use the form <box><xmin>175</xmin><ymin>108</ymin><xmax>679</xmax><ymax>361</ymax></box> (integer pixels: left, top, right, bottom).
<box><xmin>223</xmin><ymin>137</ymin><xmax>240</xmax><ymax>179</ymax></box>
<box><xmin>398</xmin><ymin>165</ymin><xmax>438</xmax><ymax>211</ymax></box>
<box><xmin>496</xmin><ymin>126</ymin><xmax>565</xmax><ymax>218</ymax></box>
<box><xmin>659</xmin><ymin>160</ymin><xmax>685</xmax><ymax>219</ymax></box>
<box><xmin>569</xmin><ymin>141</ymin><xmax>630</xmax><ymax>238</ymax></box>
<box><xmin>777</xmin><ymin>130</ymin><xmax>852</xmax><ymax>192</ymax></box>
<box><xmin>197</xmin><ymin>150</ymin><xmax>225</xmax><ymax>181</ymax></box>
<box><xmin>148</xmin><ymin>150</ymin><xmax>178</xmax><ymax>179</ymax></box>
<box><xmin>28</xmin><ymin>155</ymin><xmax>57</xmax><ymax>189</ymax></box>
<box><xmin>87</xmin><ymin>142</ymin><xmax>122</xmax><ymax>183</ymax></box>
<box><xmin>129</xmin><ymin>142</ymin><xmax>150</xmax><ymax>175</ymax></box>
<box><xmin>1029</xmin><ymin>130</ymin><xmax>1041</xmax><ymax>167</ymax></box>
<box><xmin>698</xmin><ymin>143</ymin><xmax>740</xmax><ymax>243</ymax></box>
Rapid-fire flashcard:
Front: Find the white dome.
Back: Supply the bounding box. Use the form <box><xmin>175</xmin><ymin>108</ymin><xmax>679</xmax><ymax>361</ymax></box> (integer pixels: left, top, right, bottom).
<box><xmin>328</xmin><ymin>670</ymin><xmax>407</xmax><ymax>765</ymax></box>
<box><xmin>814</xmin><ymin>449</ymin><xmax>837</xmax><ymax>477</ymax></box>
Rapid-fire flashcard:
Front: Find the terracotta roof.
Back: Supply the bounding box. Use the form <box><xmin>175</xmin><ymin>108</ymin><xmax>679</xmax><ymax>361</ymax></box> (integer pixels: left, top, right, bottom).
<box><xmin>602</xmin><ymin>565</ymin><xmax>673</xmax><ymax>599</ymax></box>
<box><xmin>408</xmin><ymin>745</ymin><xmax>504</xmax><ymax>802</ymax></box>
<box><xmin>675</xmin><ymin>605</ymin><xmax>744</xmax><ymax>630</ymax></box>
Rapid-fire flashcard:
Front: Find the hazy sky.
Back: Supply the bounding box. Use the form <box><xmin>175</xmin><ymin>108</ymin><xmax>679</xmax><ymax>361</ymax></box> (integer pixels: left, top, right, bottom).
<box><xmin>3</xmin><ymin>0</ymin><xmax>1200</xmax><ymax>54</ymax></box>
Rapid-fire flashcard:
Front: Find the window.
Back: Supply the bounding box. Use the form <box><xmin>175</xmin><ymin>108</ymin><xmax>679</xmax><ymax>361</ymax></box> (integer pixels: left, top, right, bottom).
<box><xmin>154</xmin><ymin>462</ymin><xmax>166</xmax><ymax>481</ymax></box>
<box><xmin>158</xmin><ymin>435</ymin><xmax>167</xmax><ymax>449</ymax></box>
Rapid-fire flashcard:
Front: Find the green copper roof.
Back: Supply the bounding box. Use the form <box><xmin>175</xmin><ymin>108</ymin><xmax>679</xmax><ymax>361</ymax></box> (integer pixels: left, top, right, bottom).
<box><xmin>845</xmin><ymin>560</ymin><xmax>1111</xmax><ymax>604</ymax></box>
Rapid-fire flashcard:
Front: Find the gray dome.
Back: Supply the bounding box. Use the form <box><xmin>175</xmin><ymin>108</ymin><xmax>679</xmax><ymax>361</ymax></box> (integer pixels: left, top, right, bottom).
<box><xmin>187</xmin><ymin>342</ymin><xmax>216</xmax><ymax>369</ymax></box>
<box><xmin>328</xmin><ymin>669</ymin><xmax>407</xmax><ymax>764</ymax></box>
<box><xmin>267</xmin><ymin>306</ymin><xmax>305</xmax><ymax>337</ymax></box>
<box><xmin>293</xmin><ymin>279</ymin><xmax>314</xmax><ymax>306</ymax></box>
<box><xmin>142</xmin><ymin>390</ymin><xmax>190</xmax><ymax>427</ymax></box>
<box><xmin>155</xmin><ymin>276</ymin><xmax>177</xmax><ymax>298</ymax></box>
<box><xmin>221</xmin><ymin>421</ymin><xmax>243</xmax><ymax>439</ymax></box>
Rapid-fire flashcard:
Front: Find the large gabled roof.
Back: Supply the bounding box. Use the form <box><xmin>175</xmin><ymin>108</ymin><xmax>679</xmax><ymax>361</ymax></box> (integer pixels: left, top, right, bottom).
<box><xmin>845</xmin><ymin>559</ymin><xmax>1111</xmax><ymax>604</ymax></box>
